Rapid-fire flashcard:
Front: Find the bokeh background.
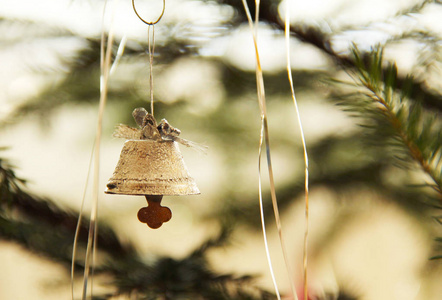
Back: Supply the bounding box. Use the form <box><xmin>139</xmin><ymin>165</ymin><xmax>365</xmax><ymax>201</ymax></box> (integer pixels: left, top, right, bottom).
<box><xmin>0</xmin><ymin>0</ymin><xmax>441</xmax><ymax>299</ymax></box>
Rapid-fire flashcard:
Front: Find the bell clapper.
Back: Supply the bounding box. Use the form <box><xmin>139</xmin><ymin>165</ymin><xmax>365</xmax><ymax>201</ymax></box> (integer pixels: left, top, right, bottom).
<box><xmin>137</xmin><ymin>195</ymin><xmax>172</xmax><ymax>229</ymax></box>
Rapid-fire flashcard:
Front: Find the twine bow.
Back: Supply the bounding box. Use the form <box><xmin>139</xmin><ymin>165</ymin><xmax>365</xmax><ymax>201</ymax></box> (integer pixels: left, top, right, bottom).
<box><xmin>113</xmin><ymin>108</ymin><xmax>207</xmax><ymax>151</ymax></box>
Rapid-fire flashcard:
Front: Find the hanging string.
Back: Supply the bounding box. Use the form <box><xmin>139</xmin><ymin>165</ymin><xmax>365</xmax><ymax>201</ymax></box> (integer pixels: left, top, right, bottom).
<box><xmin>83</xmin><ymin>0</ymin><xmax>117</xmax><ymax>297</ymax></box>
<box><xmin>71</xmin><ymin>0</ymin><xmax>118</xmax><ymax>299</ymax></box>
<box><xmin>241</xmin><ymin>1</ymin><xmax>298</xmax><ymax>300</ymax></box>
<box><xmin>285</xmin><ymin>1</ymin><xmax>309</xmax><ymax>299</ymax></box>
<box><xmin>71</xmin><ymin>34</ymin><xmax>127</xmax><ymax>300</ymax></box>
<box><xmin>72</xmin><ymin>1</ymin><xmax>164</xmax><ymax>299</ymax></box>
<box><xmin>148</xmin><ymin>25</ymin><xmax>155</xmax><ymax>116</ymax></box>
<box><xmin>241</xmin><ymin>1</ymin><xmax>280</xmax><ymax>298</ymax></box>
<box><xmin>132</xmin><ymin>0</ymin><xmax>166</xmax><ymax>117</ymax></box>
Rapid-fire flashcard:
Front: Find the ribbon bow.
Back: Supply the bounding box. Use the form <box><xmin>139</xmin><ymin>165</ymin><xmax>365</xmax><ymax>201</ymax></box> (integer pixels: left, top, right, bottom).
<box><xmin>114</xmin><ymin>108</ymin><xmax>207</xmax><ymax>151</ymax></box>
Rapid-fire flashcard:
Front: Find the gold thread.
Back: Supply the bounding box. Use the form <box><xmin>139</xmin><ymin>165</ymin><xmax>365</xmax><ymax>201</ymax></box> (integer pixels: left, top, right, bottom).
<box><xmin>132</xmin><ymin>0</ymin><xmax>165</xmax><ymax>25</ymax></box>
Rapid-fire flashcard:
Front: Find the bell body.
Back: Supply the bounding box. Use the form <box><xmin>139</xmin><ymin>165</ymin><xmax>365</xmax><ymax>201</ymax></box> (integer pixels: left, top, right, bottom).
<box><xmin>105</xmin><ymin>140</ymin><xmax>200</xmax><ymax>196</ymax></box>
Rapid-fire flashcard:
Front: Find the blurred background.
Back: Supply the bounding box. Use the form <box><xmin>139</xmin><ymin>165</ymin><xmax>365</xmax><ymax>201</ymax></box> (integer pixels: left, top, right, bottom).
<box><xmin>0</xmin><ymin>0</ymin><xmax>441</xmax><ymax>299</ymax></box>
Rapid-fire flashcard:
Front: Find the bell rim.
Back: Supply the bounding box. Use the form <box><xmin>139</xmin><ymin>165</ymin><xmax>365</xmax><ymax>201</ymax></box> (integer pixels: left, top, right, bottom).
<box><xmin>105</xmin><ymin>138</ymin><xmax>200</xmax><ymax>196</ymax></box>
<box><xmin>104</xmin><ymin>191</ymin><xmax>201</xmax><ymax>196</ymax></box>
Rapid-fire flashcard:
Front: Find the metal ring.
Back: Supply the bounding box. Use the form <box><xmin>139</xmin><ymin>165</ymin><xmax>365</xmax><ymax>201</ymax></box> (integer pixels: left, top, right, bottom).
<box><xmin>132</xmin><ymin>0</ymin><xmax>166</xmax><ymax>25</ymax></box>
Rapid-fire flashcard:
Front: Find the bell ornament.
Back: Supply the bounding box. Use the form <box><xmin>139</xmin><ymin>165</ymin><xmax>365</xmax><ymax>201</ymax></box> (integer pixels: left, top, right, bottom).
<box><xmin>105</xmin><ymin>139</ymin><xmax>200</xmax><ymax>196</ymax></box>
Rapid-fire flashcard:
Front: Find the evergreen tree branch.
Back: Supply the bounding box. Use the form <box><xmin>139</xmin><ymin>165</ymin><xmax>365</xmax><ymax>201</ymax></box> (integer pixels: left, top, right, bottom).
<box><xmin>347</xmin><ymin>46</ymin><xmax>442</xmax><ymax>197</ymax></box>
<box><xmin>103</xmin><ymin>229</ymin><xmax>274</xmax><ymax>300</ymax></box>
<box><xmin>219</xmin><ymin>0</ymin><xmax>442</xmax><ymax>112</ymax></box>
<box><xmin>290</xmin><ymin>27</ymin><xmax>442</xmax><ymax>112</ymax></box>
<box><xmin>395</xmin><ymin>0</ymin><xmax>442</xmax><ymax>16</ymax></box>
<box><xmin>3</xmin><ymin>0</ymin><xmax>442</xmax><ymax>128</ymax></box>
<box><xmin>0</xmin><ymin>156</ymin><xmax>136</xmax><ymax>262</ymax></box>
<box><xmin>0</xmin><ymin>155</ymin><xmax>276</xmax><ymax>298</ymax></box>
<box><xmin>208</xmin><ymin>132</ymin><xmax>438</xmax><ymax>230</ymax></box>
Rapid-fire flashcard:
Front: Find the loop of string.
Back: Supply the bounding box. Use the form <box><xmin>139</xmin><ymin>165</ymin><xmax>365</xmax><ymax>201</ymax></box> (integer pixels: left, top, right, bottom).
<box><xmin>132</xmin><ymin>0</ymin><xmax>165</xmax><ymax>117</ymax></box>
<box><xmin>132</xmin><ymin>0</ymin><xmax>165</xmax><ymax>25</ymax></box>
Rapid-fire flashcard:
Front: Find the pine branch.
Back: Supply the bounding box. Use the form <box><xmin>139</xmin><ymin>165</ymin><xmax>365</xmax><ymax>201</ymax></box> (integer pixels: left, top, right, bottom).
<box><xmin>3</xmin><ymin>0</ymin><xmax>442</xmax><ymax>128</ymax></box>
<box><xmin>219</xmin><ymin>0</ymin><xmax>442</xmax><ymax>113</ymax></box>
<box><xmin>330</xmin><ymin>45</ymin><xmax>441</xmax><ymax>260</ymax></box>
<box><xmin>394</xmin><ymin>0</ymin><xmax>441</xmax><ymax>17</ymax></box>
<box><xmin>0</xmin><ymin>155</ymin><xmax>276</xmax><ymax>298</ymax></box>
<box><xmin>346</xmin><ymin>46</ymin><xmax>442</xmax><ymax>197</ymax></box>
<box><xmin>0</xmin><ymin>16</ymin><xmax>75</xmax><ymax>44</ymax></box>
<box><xmin>0</xmin><ymin>155</ymin><xmax>136</xmax><ymax>263</ymax></box>
<box><xmin>327</xmin><ymin>43</ymin><xmax>442</xmax><ymax>258</ymax></box>
<box><xmin>208</xmin><ymin>132</ymin><xmax>438</xmax><ymax>230</ymax></box>
<box><xmin>292</xmin><ymin>28</ymin><xmax>442</xmax><ymax>111</ymax></box>
<box><xmin>104</xmin><ymin>230</ymin><xmax>274</xmax><ymax>300</ymax></box>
